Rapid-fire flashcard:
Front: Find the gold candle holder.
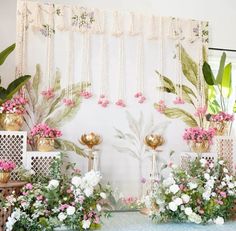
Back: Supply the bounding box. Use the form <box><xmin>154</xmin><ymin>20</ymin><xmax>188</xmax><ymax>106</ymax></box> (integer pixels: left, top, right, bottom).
<box><xmin>79</xmin><ymin>133</ymin><xmax>102</xmax><ymax>171</ymax></box>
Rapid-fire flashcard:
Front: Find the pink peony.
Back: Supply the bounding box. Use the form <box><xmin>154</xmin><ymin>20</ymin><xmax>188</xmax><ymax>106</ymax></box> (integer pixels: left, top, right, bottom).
<box><xmin>0</xmin><ymin>160</ymin><xmax>16</xmax><ymax>172</ymax></box>
<box><xmin>30</xmin><ymin>123</ymin><xmax>62</xmax><ymax>139</ymax></box>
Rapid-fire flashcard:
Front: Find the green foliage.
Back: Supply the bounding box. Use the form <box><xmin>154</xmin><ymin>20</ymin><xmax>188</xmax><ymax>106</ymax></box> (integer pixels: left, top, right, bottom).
<box><xmin>0</xmin><ymin>43</ymin><xmax>15</xmax><ymax>65</ymax></box>
<box><xmin>202</xmin><ymin>52</ymin><xmax>233</xmax><ymax>113</ymax></box>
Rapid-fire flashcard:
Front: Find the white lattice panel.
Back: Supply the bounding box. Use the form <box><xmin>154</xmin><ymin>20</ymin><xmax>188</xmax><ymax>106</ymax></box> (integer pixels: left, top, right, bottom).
<box><xmin>0</xmin><ymin>131</ymin><xmax>27</xmax><ymax>180</ymax></box>
<box><xmin>26</xmin><ymin>151</ymin><xmax>60</xmax><ymax>178</ymax></box>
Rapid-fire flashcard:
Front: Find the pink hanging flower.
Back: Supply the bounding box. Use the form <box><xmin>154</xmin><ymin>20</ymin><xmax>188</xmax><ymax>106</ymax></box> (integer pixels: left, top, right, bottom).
<box><xmin>80</xmin><ymin>91</ymin><xmax>93</xmax><ymax>99</ymax></box>
<box><xmin>115</xmin><ymin>99</ymin><xmax>126</xmax><ymax>107</ymax></box>
<box><xmin>63</xmin><ymin>98</ymin><xmax>75</xmax><ymax>107</ymax></box>
<box><xmin>134</xmin><ymin>92</ymin><xmax>146</xmax><ymax>104</ymax></box>
<box><xmin>173</xmin><ymin>97</ymin><xmax>185</xmax><ymax>105</ymax></box>
<box><xmin>194</xmin><ymin>106</ymin><xmax>207</xmax><ymax>117</ymax></box>
<box><xmin>98</xmin><ymin>95</ymin><xmax>110</xmax><ymax>108</ymax></box>
<box><xmin>41</xmin><ymin>88</ymin><xmax>55</xmax><ymax>100</ymax></box>
<box><xmin>155</xmin><ymin>100</ymin><xmax>166</xmax><ymax>113</ymax></box>
<box><xmin>140</xmin><ymin>177</ymin><xmax>146</xmax><ymax>184</ymax></box>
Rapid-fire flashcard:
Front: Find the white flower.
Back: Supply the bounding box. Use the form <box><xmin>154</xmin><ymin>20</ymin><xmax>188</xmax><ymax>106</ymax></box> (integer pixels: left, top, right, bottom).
<box><xmin>228</xmin><ymin>190</ymin><xmax>234</xmax><ymax>195</ymax></box>
<box><xmin>228</xmin><ymin>182</ymin><xmax>234</xmax><ymax>189</ymax></box>
<box><xmin>169</xmin><ymin>184</ymin><xmax>180</xmax><ymax>194</ymax></box>
<box><xmin>206</xmin><ymin>179</ymin><xmax>215</xmax><ymax>188</ymax></box>
<box><xmin>100</xmin><ymin>192</ymin><xmax>106</xmax><ymax>199</ymax></box>
<box><xmin>58</xmin><ymin>212</ymin><xmax>67</xmax><ymax>221</ymax></box>
<box><xmin>96</xmin><ymin>204</ymin><xmax>102</xmax><ymax>212</ymax></box>
<box><xmin>219</xmin><ymin>160</ymin><xmax>224</xmax><ymax>165</ymax></box>
<box><xmin>84</xmin><ymin>170</ymin><xmax>101</xmax><ymax>187</ymax></box>
<box><xmin>188</xmin><ymin>212</ymin><xmax>202</xmax><ymax>224</ymax></box>
<box><xmin>71</xmin><ymin>176</ymin><xmax>82</xmax><ymax>187</ymax></box>
<box><xmin>84</xmin><ymin>187</ymin><xmax>94</xmax><ymax>197</ymax></box>
<box><xmin>203</xmin><ymin>191</ymin><xmax>211</xmax><ymax>200</ymax></box>
<box><xmin>200</xmin><ymin>159</ymin><xmax>207</xmax><ymax>166</ymax></box>
<box><xmin>163</xmin><ymin>177</ymin><xmax>175</xmax><ymax>187</ymax></box>
<box><xmin>211</xmin><ymin>192</ymin><xmax>216</xmax><ymax>197</ymax></box>
<box><xmin>188</xmin><ymin>182</ymin><xmax>198</xmax><ymax>190</ymax></box>
<box><xmin>181</xmin><ymin>194</ymin><xmax>190</xmax><ymax>203</ymax></box>
<box><xmin>214</xmin><ymin>216</ymin><xmax>224</xmax><ymax>225</ymax></box>
<box><xmin>184</xmin><ymin>207</ymin><xmax>193</xmax><ymax>216</ymax></box>
<box><xmin>174</xmin><ymin>198</ymin><xmax>183</xmax><ymax>206</ymax></box>
<box><xmin>168</xmin><ymin>201</ymin><xmax>178</xmax><ymax>211</ymax></box>
<box><xmin>204</xmin><ymin>173</ymin><xmax>210</xmax><ymax>180</ymax></box>
<box><xmin>66</xmin><ymin>206</ymin><xmax>75</xmax><ymax>216</ymax></box>
<box><xmin>221</xmin><ymin>181</ymin><xmax>226</xmax><ymax>187</ymax></box>
<box><xmin>143</xmin><ymin>195</ymin><xmax>152</xmax><ymax>208</ymax></box>
<box><xmin>82</xmin><ymin>219</ymin><xmax>91</xmax><ymax>229</ymax></box>
<box><xmin>48</xmin><ymin>179</ymin><xmax>59</xmax><ymax>189</ymax></box>
<box><xmin>209</xmin><ymin>163</ymin><xmax>214</xmax><ymax>169</ymax></box>
<box><xmin>223</xmin><ymin>168</ymin><xmax>228</xmax><ymax>173</ymax></box>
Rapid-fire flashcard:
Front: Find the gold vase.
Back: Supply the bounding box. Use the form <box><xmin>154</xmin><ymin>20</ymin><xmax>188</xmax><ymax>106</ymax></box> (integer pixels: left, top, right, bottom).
<box><xmin>189</xmin><ymin>140</ymin><xmax>209</xmax><ymax>154</ymax></box>
<box><xmin>1</xmin><ymin>113</ymin><xmax>24</xmax><ymax>131</ymax></box>
<box><xmin>37</xmin><ymin>138</ymin><xmax>55</xmax><ymax>152</ymax></box>
<box><xmin>0</xmin><ymin>172</ymin><xmax>10</xmax><ymax>183</ymax></box>
<box><xmin>210</xmin><ymin>121</ymin><xmax>231</xmax><ymax>136</ymax></box>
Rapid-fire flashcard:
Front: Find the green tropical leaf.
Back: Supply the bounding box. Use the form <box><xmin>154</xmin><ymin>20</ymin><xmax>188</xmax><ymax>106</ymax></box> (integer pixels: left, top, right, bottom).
<box><xmin>32</xmin><ymin>64</ymin><xmax>41</xmax><ymax>101</ymax></box>
<box><xmin>208</xmin><ymin>85</ymin><xmax>216</xmax><ymax>101</ymax></box>
<box><xmin>202</xmin><ymin>62</ymin><xmax>215</xmax><ymax>85</ymax></box>
<box><xmin>54</xmin><ymin>138</ymin><xmax>86</xmax><ymax>157</ymax></box>
<box><xmin>221</xmin><ymin>63</ymin><xmax>232</xmax><ymax>98</ymax></box>
<box><xmin>156</xmin><ymin>71</ymin><xmax>175</xmax><ymax>93</ymax></box>
<box><xmin>163</xmin><ymin>107</ymin><xmax>198</xmax><ymax>127</ymax></box>
<box><xmin>180</xmin><ymin>45</ymin><xmax>198</xmax><ymax>86</ymax></box>
<box><xmin>233</xmin><ymin>101</ymin><xmax>236</xmax><ymax>113</ymax></box>
<box><xmin>0</xmin><ymin>43</ymin><xmax>15</xmax><ymax>65</ymax></box>
<box><xmin>208</xmin><ymin>99</ymin><xmax>221</xmax><ymax>114</ymax></box>
<box><xmin>202</xmin><ymin>45</ymin><xmax>208</xmax><ymax>63</ymax></box>
<box><xmin>216</xmin><ymin>52</ymin><xmax>226</xmax><ymax>84</ymax></box>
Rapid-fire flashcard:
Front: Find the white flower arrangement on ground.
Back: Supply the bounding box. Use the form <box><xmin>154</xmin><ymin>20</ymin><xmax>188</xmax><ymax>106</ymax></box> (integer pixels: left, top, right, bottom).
<box><xmin>4</xmin><ymin>158</ymin><xmax>109</xmax><ymax>231</ymax></box>
<box><xmin>144</xmin><ymin>158</ymin><xmax>236</xmax><ymax>225</ymax></box>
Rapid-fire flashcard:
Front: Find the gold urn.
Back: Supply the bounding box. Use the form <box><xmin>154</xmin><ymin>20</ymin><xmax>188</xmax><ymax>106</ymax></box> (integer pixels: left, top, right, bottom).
<box><xmin>144</xmin><ymin>134</ymin><xmax>165</xmax><ymax>150</ymax></box>
<box><xmin>37</xmin><ymin>138</ymin><xmax>55</xmax><ymax>152</ymax></box>
<box><xmin>189</xmin><ymin>140</ymin><xmax>209</xmax><ymax>154</ymax></box>
<box><xmin>210</xmin><ymin>121</ymin><xmax>231</xmax><ymax>136</ymax></box>
<box><xmin>1</xmin><ymin>113</ymin><xmax>24</xmax><ymax>131</ymax></box>
<box><xmin>0</xmin><ymin>172</ymin><xmax>11</xmax><ymax>183</ymax></box>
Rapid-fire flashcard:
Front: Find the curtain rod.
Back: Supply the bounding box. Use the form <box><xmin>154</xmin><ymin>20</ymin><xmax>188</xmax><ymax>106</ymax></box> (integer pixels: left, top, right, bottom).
<box><xmin>209</xmin><ymin>47</ymin><xmax>236</xmax><ymax>53</ymax></box>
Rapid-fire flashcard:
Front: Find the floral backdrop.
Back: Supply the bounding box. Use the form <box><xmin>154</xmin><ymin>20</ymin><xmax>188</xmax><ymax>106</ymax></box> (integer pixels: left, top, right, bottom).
<box><xmin>15</xmin><ymin>0</ymin><xmax>209</xmax><ymax>199</ymax></box>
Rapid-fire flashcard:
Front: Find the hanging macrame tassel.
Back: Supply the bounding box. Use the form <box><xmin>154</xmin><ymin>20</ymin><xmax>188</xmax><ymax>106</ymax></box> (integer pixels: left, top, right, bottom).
<box><xmin>112</xmin><ymin>11</ymin><xmax>123</xmax><ymax>37</ymax></box>
<box><xmin>147</xmin><ymin>15</ymin><xmax>159</xmax><ymax>40</ymax></box>
<box><xmin>128</xmin><ymin>12</ymin><xmax>141</xmax><ymax>36</ymax></box>
<box><xmin>32</xmin><ymin>3</ymin><xmax>42</xmax><ymax>31</ymax></box>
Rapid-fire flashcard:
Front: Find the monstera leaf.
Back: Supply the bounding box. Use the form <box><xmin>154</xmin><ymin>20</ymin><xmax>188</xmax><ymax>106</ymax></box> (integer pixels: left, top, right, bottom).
<box><xmin>163</xmin><ymin>108</ymin><xmax>198</xmax><ymax>127</ymax></box>
<box><xmin>0</xmin><ymin>43</ymin><xmax>15</xmax><ymax>65</ymax></box>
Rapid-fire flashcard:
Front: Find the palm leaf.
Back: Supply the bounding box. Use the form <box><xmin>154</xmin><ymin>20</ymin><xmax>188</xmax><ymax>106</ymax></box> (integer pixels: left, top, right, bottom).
<box><xmin>221</xmin><ymin>63</ymin><xmax>232</xmax><ymax>98</ymax></box>
<box><xmin>113</xmin><ymin>145</ymin><xmax>140</xmax><ymax>160</ymax></box>
<box><xmin>163</xmin><ymin>107</ymin><xmax>198</xmax><ymax>127</ymax></box>
<box><xmin>54</xmin><ymin>138</ymin><xmax>86</xmax><ymax>157</ymax></box>
<box><xmin>202</xmin><ymin>62</ymin><xmax>215</xmax><ymax>85</ymax></box>
<box><xmin>216</xmin><ymin>52</ymin><xmax>226</xmax><ymax>84</ymax></box>
<box><xmin>0</xmin><ymin>43</ymin><xmax>15</xmax><ymax>65</ymax></box>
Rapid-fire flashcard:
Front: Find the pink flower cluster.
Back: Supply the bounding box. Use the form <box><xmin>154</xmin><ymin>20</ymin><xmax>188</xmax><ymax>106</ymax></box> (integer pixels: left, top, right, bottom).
<box><xmin>122</xmin><ymin>196</ymin><xmax>138</xmax><ymax>206</ymax></box>
<box><xmin>115</xmin><ymin>99</ymin><xmax>126</xmax><ymax>107</ymax></box>
<box><xmin>211</xmin><ymin>111</ymin><xmax>234</xmax><ymax>122</ymax></box>
<box><xmin>134</xmin><ymin>92</ymin><xmax>146</xmax><ymax>104</ymax></box>
<box><xmin>0</xmin><ymin>160</ymin><xmax>16</xmax><ymax>172</ymax></box>
<box><xmin>194</xmin><ymin>106</ymin><xmax>207</xmax><ymax>117</ymax></box>
<box><xmin>0</xmin><ymin>95</ymin><xmax>28</xmax><ymax>114</ymax></box>
<box><xmin>183</xmin><ymin>127</ymin><xmax>215</xmax><ymax>143</ymax></box>
<box><xmin>80</xmin><ymin>91</ymin><xmax>93</xmax><ymax>99</ymax></box>
<box><xmin>155</xmin><ymin>100</ymin><xmax>166</xmax><ymax>113</ymax></box>
<box><xmin>30</xmin><ymin>123</ymin><xmax>62</xmax><ymax>138</ymax></box>
<box><xmin>63</xmin><ymin>98</ymin><xmax>75</xmax><ymax>107</ymax></box>
<box><xmin>41</xmin><ymin>88</ymin><xmax>55</xmax><ymax>100</ymax></box>
<box><xmin>98</xmin><ymin>94</ymin><xmax>109</xmax><ymax>108</ymax></box>
<box><xmin>173</xmin><ymin>97</ymin><xmax>185</xmax><ymax>105</ymax></box>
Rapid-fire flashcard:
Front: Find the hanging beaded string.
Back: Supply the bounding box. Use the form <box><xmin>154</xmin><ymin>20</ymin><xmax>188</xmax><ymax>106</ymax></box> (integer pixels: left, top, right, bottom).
<box><xmin>128</xmin><ymin>12</ymin><xmax>140</xmax><ymax>36</ymax></box>
<box><xmin>112</xmin><ymin>11</ymin><xmax>126</xmax><ymax>107</ymax></box>
<box><xmin>97</xmin><ymin>11</ymin><xmax>110</xmax><ymax>107</ymax></box>
<box><xmin>147</xmin><ymin>15</ymin><xmax>159</xmax><ymax>40</ymax></box>
<box><xmin>134</xmin><ymin>14</ymin><xmax>146</xmax><ymax>104</ymax></box>
<box><xmin>32</xmin><ymin>3</ymin><xmax>42</xmax><ymax>31</ymax></box>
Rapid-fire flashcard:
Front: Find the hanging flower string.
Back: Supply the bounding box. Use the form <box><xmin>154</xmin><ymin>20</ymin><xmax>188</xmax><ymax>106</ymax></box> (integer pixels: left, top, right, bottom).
<box><xmin>41</xmin><ymin>88</ymin><xmax>55</xmax><ymax>100</ymax></box>
<box><xmin>155</xmin><ymin>99</ymin><xmax>167</xmax><ymax>113</ymax></box>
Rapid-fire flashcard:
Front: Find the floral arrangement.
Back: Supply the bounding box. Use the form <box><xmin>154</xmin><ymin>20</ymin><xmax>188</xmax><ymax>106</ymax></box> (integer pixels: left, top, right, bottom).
<box><xmin>0</xmin><ymin>160</ymin><xmax>16</xmax><ymax>172</ymax></box>
<box><xmin>144</xmin><ymin>158</ymin><xmax>236</xmax><ymax>224</ymax></box>
<box><xmin>210</xmin><ymin>111</ymin><xmax>234</xmax><ymax>122</ymax></box>
<box><xmin>4</xmin><ymin>158</ymin><xmax>108</xmax><ymax>231</ymax></box>
<box><xmin>30</xmin><ymin>123</ymin><xmax>62</xmax><ymax>139</ymax></box>
<box><xmin>0</xmin><ymin>95</ymin><xmax>28</xmax><ymax>114</ymax></box>
<box><xmin>183</xmin><ymin>127</ymin><xmax>215</xmax><ymax>143</ymax></box>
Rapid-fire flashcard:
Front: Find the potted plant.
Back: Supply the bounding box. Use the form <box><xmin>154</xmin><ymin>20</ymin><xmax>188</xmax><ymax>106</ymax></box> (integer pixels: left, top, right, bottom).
<box><xmin>183</xmin><ymin>127</ymin><xmax>215</xmax><ymax>154</ymax></box>
<box><xmin>0</xmin><ymin>160</ymin><xmax>16</xmax><ymax>183</ymax></box>
<box><xmin>30</xmin><ymin>123</ymin><xmax>62</xmax><ymax>152</ymax></box>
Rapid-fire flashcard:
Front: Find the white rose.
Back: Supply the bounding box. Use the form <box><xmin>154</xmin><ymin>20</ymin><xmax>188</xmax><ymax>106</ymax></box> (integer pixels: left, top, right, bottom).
<box><xmin>100</xmin><ymin>192</ymin><xmax>106</xmax><ymax>199</ymax></box>
<box><xmin>184</xmin><ymin>207</ymin><xmax>193</xmax><ymax>216</ymax></box>
<box><xmin>223</xmin><ymin>168</ymin><xmax>228</xmax><ymax>173</ymax></box>
<box><xmin>188</xmin><ymin>182</ymin><xmax>198</xmax><ymax>190</ymax></box>
<box><xmin>200</xmin><ymin>159</ymin><xmax>207</xmax><ymax>166</ymax></box>
<box><xmin>204</xmin><ymin>173</ymin><xmax>210</xmax><ymax>180</ymax></box>
<box><xmin>96</xmin><ymin>204</ymin><xmax>102</xmax><ymax>212</ymax></box>
<box><xmin>203</xmin><ymin>191</ymin><xmax>211</xmax><ymax>200</ymax></box>
<box><xmin>163</xmin><ymin>177</ymin><xmax>175</xmax><ymax>187</ymax></box>
<box><xmin>169</xmin><ymin>184</ymin><xmax>180</xmax><ymax>194</ymax></box>
<box><xmin>66</xmin><ymin>206</ymin><xmax>75</xmax><ymax>216</ymax></box>
<box><xmin>174</xmin><ymin>198</ymin><xmax>183</xmax><ymax>206</ymax></box>
<box><xmin>206</xmin><ymin>179</ymin><xmax>215</xmax><ymax>188</ymax></box>
<box><xmin>84</xmin><ymin>171</ymin><xmax>101</xmax><ymax>187</ymax></box>
<box><xmin>58</xmin><ymin>212</ymin><xmax>67</xmax><ymax>221</ymax></box>
<box><xmin>181</xmin><ymin>194</ymin><xmax>190</xmax><ymax>203</ymax></box>
<box><xmin>221</xmin><ymin>181</ymin><xmax>226</xmax><ymax>187</ymax></box>
<box><xmin>228</xmin><ymin>182</ymin><xmax>234</xmax><ymax>189</ymax></box>
<box><xmin>211</xmin><ymin>192</ymin><xmax>216</xmax><ymax>197</ymax></box>
<box><xmin>84</xmin><ymin>187</ymin><xmax>94</xmax><ymax>197</ymax></box>
<box><xmin>168</xmin><ymin>201</ymin><xmax>178</xmax><ymax>212</ymax></box>
<box><xmin>219</xmin><ymin>160</ymin><xmax>224</xmax><ymax>165</ymax></box>
<box><xmin>82</xmin><ymin>219</ymin><xmax>91</xmax><ymax>229</ymax></box>
<box><xmin>144</xmin><ymin>196</ymin><xmax>152</xmax><ymax>208</ymax></box>
<box><xmin>209</xmin><ymin>163</ymin><xmax>214</xmax><ymax>169</ymax></box>
<box><xmin>188</xmin><ymin>212</ymin><xmax>202</xmax><ymax>224</ymax></box>
<box><xmin>71</xmin><ymin>176</ymin><xmax>82</xmax><ymax>187</ymax></box>
<box><xmin>48</xmin><ymin>179</ymin><xmax>59</xmax><ymax>189</ymax></box>
<box><xmin>214</xmin><ymin>216</ymin><xmax>224</xmax><ymax>225</ymax></box>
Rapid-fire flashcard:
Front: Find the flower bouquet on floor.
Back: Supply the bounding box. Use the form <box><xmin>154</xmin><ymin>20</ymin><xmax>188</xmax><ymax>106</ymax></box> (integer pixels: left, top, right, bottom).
<box><xmin>183</xmin><ymin>127</ymin><xmax>215</xmax><ymax>154</ymax></box>
<box><xmin>0</xmin><ymin>95</ymin><xmax>28</xmax><ymax>131</ymax></box>
<box><xmin>4</xmin><ymin>157</ymin><xmax>109</xmax><ymax>231</ymax></box>
<box><xmin>143</xmin><ymin>158</ymin><xmax>236</xmax><ymax>224</ymax></box>
<box><xmin>29</xmin><ymin>123</ymin><xmax>62</xmax><ymax>152</ymax></box>
<box><xmin>0</xmin><ymin>160</ymin><xmax>16</xmax><ymax>183</ymax></box>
